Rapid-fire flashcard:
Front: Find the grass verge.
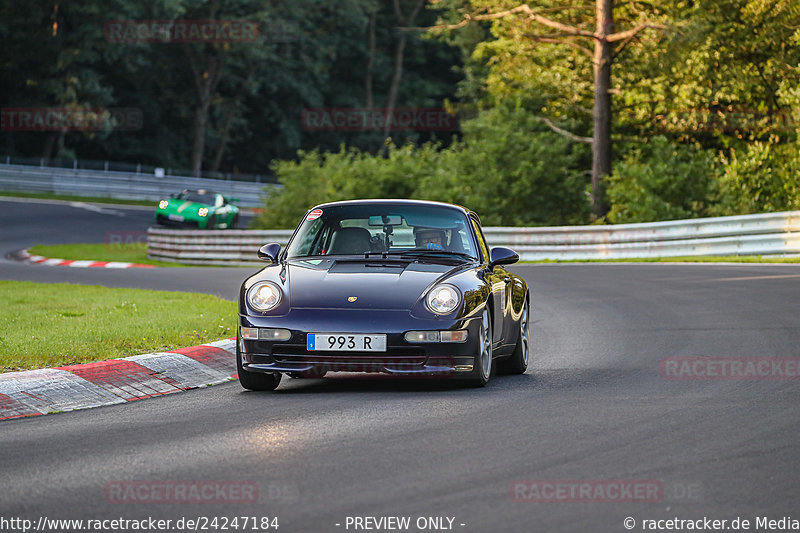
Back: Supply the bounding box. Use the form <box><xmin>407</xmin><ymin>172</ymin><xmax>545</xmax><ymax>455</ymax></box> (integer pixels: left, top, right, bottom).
<box><xmin>0</xmin><ymin>281</ymin><xmax>237</xmax><ymax>372</ymax></box>
<box><xmin>0</xmin><ymin>190</ymin><xmax>153</xmax><ymax>206</ymax></box>
<box><xmin>526</xmin><ymin>255</ymin><xmax>800</xmax><ymax>263</ymax></box>
<box><xmin>29</xmin><ymin>243</ymin><xmax>185</xmax><ymax>267</ymax></box>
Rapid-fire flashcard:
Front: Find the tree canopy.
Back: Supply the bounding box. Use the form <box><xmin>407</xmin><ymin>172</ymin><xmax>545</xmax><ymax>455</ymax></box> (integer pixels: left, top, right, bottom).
<box><xmin>2</xmin><ymin>0</ymin><xmax>799</xmax><ymax>225</ymax></box>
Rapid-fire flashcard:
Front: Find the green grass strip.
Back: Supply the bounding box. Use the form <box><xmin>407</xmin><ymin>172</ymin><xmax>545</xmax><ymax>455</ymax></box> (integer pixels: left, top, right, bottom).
<box><xmin>0</xmin><ymin>190</ymin><xmax>153</xmax><ymax>206</ymax></box>
<box><xmin>0</xmin><ymin>281</ymin><xmax>237</xmax><ymax>372</ymax></box>
<box><xmin>29</xmin><ymin>243</ymin><xmax>185</xmax><ymax>267</ymax></box>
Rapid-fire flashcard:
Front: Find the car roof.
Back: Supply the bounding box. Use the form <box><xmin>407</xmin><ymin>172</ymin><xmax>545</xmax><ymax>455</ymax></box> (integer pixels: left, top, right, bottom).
<box><xmin>311</xmin><ymin>198</ymin><xmax>473</xmax><ymax>217</ymax></box>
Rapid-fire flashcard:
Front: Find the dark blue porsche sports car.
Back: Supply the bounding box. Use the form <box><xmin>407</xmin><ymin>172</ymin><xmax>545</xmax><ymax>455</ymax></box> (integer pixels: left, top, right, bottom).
<box><xmin>237</xmin><ymin>199</ymin><xmax>530</xmax><ymax>390</ymax></box>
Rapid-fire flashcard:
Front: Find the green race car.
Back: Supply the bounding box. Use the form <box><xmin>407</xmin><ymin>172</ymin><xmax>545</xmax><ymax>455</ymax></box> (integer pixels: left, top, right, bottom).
<box><xmin>155</xmin><ymin>189</ymin><xmax>240</xmax><ymax>229</ymax></box>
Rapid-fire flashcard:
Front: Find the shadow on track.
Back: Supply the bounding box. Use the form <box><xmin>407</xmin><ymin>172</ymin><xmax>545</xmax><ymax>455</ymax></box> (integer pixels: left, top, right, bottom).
<box><xmin>233</xmin><ymin>366</ymin><xmax>650</xmax><ymax>396</ymax></box>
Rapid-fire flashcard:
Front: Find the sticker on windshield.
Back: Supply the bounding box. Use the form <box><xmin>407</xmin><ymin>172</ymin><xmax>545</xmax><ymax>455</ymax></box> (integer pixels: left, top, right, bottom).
<box><xmin>307</xmin><ymin>209</ymin><xmax>323</xmax><ymax>221</ymax></box>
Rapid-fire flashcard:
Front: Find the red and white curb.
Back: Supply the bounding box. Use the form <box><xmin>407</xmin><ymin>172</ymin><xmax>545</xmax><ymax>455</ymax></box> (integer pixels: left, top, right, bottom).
<box><xmin>17</xmin><ymin>248</ymin><xmax>155</xmax><ymax>269</ymax></box>
<box><xmin>0</xmin><ymin>338</ymin><xmax>237</xmax><ymax>421</ymax></box>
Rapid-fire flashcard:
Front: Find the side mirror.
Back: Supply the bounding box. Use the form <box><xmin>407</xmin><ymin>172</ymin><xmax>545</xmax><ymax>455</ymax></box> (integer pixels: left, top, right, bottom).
<box><xmin>257</xmin><ymin>243</ymin><xmax>281</xmax><ymax>264</ymax></box>
<box><xmin>488</xmin><ymin>247</ymin><xmax>519</xmax><ymax>269</ymax></box>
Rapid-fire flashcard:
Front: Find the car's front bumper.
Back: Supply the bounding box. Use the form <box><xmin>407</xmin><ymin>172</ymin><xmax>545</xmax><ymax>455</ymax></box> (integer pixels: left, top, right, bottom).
<box><xmin>155</xmin><ymin>212</ymin><xmax>204</xmax><ymax>228</ymax></box>
<box><xmin>238</xmin><ymin>309</ymin><xmax>482</xmax><ymax>376</ymax></box>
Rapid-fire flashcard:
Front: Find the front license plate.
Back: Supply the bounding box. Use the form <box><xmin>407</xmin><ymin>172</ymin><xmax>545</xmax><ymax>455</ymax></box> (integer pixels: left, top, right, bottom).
<box><xmin>167</xmin><ymin>214</ymin><xmax>184</xmax><ymax>221</ymax></box>
<box><xmin>307</xmin><ymin>333</ymin><xmax>387</xmax><ymax>352</ymax></box>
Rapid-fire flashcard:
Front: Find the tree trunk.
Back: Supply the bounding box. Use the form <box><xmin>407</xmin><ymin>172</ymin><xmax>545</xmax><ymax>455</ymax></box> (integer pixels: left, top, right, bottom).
<box><xmin>190</xmin><ymin>101</ymin><xmax>210</xmax><ymax>177</ymax></box>
<box><xmin>592</xmin><ymin>0</ymin><xmax>613</xmax><ymax>217</ymax></box>
<box><xmin>209</xmin><ymin>99</ymin><xmax>238</xmax><ymax>173</ymax></box>
<box><xmin>381</xmin><ymin>0</ymin><xmax>425</xmax><ymax>148</ymax></box>
<box><xmin>185</xmin><ymin>46</ymin><xmax>222</xmax><ymax>177</ymax></box>
<box><xmin>365</xmin><ymin>10</ymin><xmax>376</xmax><ymax>110</ymax></box>
<box><xmin>382</xmin><ymin>33</ymin><xmax>407</xmax><ymax>144</ymax></box>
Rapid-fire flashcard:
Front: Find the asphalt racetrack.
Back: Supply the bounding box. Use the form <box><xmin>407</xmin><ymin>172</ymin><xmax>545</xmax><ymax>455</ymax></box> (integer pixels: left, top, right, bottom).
<box><xmin>1</xmin><ymin>198</ymin><xmax>799</xmax><ymax>533</ymax></box>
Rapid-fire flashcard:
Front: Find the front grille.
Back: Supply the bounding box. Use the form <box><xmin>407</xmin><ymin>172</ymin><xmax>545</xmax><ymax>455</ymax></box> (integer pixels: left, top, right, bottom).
<box><xmin>271</xmin><ymin>345</ymin><xmax>427</xmax><ymax>369</ymax></box>
<box><xmin>273</xmin><ymin>344</ymin><xmax>424</xmax><ymax>357</ymax></box>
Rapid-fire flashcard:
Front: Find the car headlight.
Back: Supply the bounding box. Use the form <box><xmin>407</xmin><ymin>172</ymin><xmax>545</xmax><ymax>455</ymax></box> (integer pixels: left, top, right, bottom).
<box><xmin>247</xmin><ymin>281</ymin><xmax>282</xmax><ymax>312</ymax></box>
<box><xmin>426</xmin><ymin>284</ymin><xmax>461</xmax><ymax>315</ymax></box>
<box><xmin>158</xmin><ymin>200</ymin><xmax>168</xmax><ymax>209</ymax></box>
<box><xmin>198</xmin><ymin>207</ymin><xmax>209</xmax><ymax>217</ymax></box>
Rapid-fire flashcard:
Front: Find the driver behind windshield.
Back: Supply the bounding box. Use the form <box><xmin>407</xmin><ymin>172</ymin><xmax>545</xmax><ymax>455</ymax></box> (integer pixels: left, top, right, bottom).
<box><xmin>414</xmin><ymin>227</ymin><xmax>446</xmax><ymax>250</ymax></box>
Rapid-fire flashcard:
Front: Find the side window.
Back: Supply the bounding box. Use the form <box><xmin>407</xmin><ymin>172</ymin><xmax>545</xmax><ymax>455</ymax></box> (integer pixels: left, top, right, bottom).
<box><xmin>296</xmin><ymin>219</ymin><xmax>324</xmax><ymax>255</ymax></box>
<box><xmin>471</xmin><ymin>218</ymin><xmax>490</xmax><ymax>263</ymax></box>
<box><xmin>314</xmin><ymin>224</ymin><xmax>335</xmax><ymax>255</ymax></box>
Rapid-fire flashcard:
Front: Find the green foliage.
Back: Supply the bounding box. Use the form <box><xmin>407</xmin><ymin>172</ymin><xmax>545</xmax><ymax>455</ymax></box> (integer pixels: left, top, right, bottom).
<box><xmin>4</xmin><ymin>0</ymin><xmax>800</xmax><ymax>223</ymax></box>
<box><xmin>416</xmin><ymin>106</ymin><xmax>590</xmax><ymax>226</ymax></box>
<box><xmin>605</xmin><ymin>137</ymin><xmax>718</xmax><ymax>223</ymax></box>
<box><xmin>253</xmin><ymin>143</ymin><xmax>445</xmax><ymax>228</ymax></box>
<box><xmin>715</xmin><ymin>139</ymin><xmax>800</xmax><ymax>214</ymax></box>
<box><xmin>0</xmin><ymin>0</ymin><xmax>461</xmax><ymax>173</ymax></box>
<box><xmin>253</xmin><ymin>106</ymin><xmax>591</xmax><ymax>228</ymax></box>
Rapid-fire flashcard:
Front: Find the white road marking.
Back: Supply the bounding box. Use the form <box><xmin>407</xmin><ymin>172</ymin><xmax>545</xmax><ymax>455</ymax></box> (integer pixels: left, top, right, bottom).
<box><xmin>710</xmin><ymin>273</ymin><xmax>800</xmax><ymax>282</ymax></box>
<box><xmin>69</xmin><ymin>201</ymin><xmax>127</xmax><ymax>217</ymax></box>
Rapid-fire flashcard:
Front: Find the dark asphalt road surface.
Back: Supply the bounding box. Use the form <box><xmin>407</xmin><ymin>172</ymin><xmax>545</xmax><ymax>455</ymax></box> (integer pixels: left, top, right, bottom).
<box><xmin>1</xmin><ymin>198</ymin><xmax>799</xmax><ymax>533</ymax></box>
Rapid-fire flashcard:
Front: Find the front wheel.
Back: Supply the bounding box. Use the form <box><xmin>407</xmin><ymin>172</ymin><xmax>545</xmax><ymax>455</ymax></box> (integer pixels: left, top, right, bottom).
<box><xmin>467</xmin><ymin>310</ymin><xmax>493</xmax><ymax>387</ymax></box>
<box><xmin>500</xmin><ymin>296</ymin><xmax>529</xmax><ymax>375</ymax></box>
<box><xmin>237</xmin><ymin>347</ymin><xmax>281</xmax><ymax>391</ymax></box>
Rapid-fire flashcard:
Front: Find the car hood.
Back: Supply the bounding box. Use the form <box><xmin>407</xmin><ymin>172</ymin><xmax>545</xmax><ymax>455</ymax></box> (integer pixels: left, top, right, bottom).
<box><xmin>168</xmin><ymin>200</ymin><xmax>208</xmax><ymax>213</ymax></box>
<box><xmin>285</xmin><ymin>258</ymin><xmax>465</xmax><ymax>310</ymax></box>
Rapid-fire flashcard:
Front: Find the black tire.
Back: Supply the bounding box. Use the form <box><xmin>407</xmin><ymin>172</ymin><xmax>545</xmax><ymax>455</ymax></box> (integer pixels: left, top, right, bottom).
<box><xmin>466</xmin><ymin>309</ymin><xmax>493</xmax><ymax>387</ymax></box>
<box><xmin>230</xmin><ymin>213</ymin><xmax>240</xmax><ymax>229</ymax></box>
<box><xmin>236</xmin><ymin>345</ymin><xmax>282</xmax><ymax>391</ymax></box>
<box><xmin>499</xmin><ymin>296</ymin><xmax>529</xmax><ymax>375</ymax></box>
<box><xmin>206</xmin><ymin>214</ymin><xmax>216</xmax><ymax>230</ymax></box>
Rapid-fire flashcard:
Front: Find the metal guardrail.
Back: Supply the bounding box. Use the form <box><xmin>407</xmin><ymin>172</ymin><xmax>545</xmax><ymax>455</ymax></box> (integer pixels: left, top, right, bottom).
<box><xmin>147</xmin><ymin>211</ymin><xmax>800</xmax><ymax>264</ymax></box>
<box><xmin>1</xmin><ymin>154</ymin><xmax>277</xmax><ymax>183</ymax></box>
<box><xmin>0</xmin><ymin>163</ymin><xmax>274</xmax><ymax>207</ymax></box>
<box><xmin>148</xmin><ymin>229</ymin><xmax>295</xmax><ymax>265</ymax></box>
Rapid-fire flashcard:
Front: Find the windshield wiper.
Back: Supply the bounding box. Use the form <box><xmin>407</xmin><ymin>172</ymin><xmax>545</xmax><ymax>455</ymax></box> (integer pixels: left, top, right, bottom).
<box><xmin>385</xmin><ymin>249</ymin><xmax>475</xmax><ymax>260</ymax></box>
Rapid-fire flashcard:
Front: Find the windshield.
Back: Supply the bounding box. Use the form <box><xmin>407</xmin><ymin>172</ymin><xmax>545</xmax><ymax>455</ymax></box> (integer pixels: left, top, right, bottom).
<box><xmin>180</xmin><ymin>191</ymin><xmax>217</xmax><ymax>204</ymax></box>
<box><xmin>286</xmin><ymin>203</ymin><xmax>478</xmax><ymax>259</ymax></box>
